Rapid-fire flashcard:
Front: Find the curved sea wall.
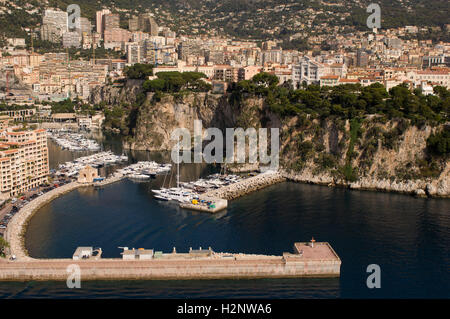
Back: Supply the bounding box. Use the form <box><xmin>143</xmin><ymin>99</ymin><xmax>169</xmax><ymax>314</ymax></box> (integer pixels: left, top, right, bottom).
<box><xmin>4</xmin><ymin>182</ymin><xmax>88</xmax><ymax>260</ymax></box>
<box><xmin>4</xmin><ymin>175</ymin><xmax>126</xmax><ymax>260</ymax></box>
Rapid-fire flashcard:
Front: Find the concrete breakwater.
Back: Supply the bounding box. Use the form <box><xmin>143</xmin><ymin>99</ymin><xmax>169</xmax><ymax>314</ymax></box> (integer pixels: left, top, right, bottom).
<box><xmin>204</xmin><ymin>171</ymin><xmax>286</xmax><ymax>201</ymax></box>
<box><xmin>4</xmin><ymin>176</ymin><xmax>124</xmax><ymax>260</ymax></box>
<box><xmin>4</xmin><ymin>182</ymin><xmax>86</xmax><ymax>261</ymax></box>
<box><xmin>0</xmin><ymin>242</ymin><xmax>341</xmax><ymax>280</ymax></box>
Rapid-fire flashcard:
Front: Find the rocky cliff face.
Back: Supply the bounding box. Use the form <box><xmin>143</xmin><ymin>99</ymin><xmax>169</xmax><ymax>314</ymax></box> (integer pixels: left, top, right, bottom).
<box><xmin>89</xmin><ymin>80</ymin><xmax>145</xmax><ymax>106</ymax></box>
<box><xmin>279</xmin><ymin>116</ymin><xmax>448</xmax><ymax>197</ymax></box>
<box><xmin>121</xmin><ymin>91</ymin><xmax>448</xmax><ymax>197</ymax></box>
<box><xmin>126</xmin><ymin>92</ymin><xmax>272</xmax><ymax>151</ymax></box>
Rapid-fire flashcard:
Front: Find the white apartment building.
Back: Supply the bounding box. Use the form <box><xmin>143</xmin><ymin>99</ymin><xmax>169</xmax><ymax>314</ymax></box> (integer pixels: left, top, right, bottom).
<box><xmin>384</xmin><ymin>68</ymin><xmax>450</xmax><ymax>89</ymax></box>
<box><xmin>260</xmin><ymin>49</ymin><xmax>283</xmax><ymax>64</ymax></box>
<box><xmin>292</xmin><ymin>57</ymin><xmax>326</xmax><ymax>87</ymax></box>
<box><xmin>196</xmin><ymin>65</ymin><xmax>215</xmax><ymax>79</ymax></box>
<box><xmin>415</xmin><ymin>70</ymin><xmax>450</xmax><ymax>88</ymax></box>
<box><xmin>126</xmin><ymin>42</ymin><xmax>142</xmax><ymax>64</ymax></box>
<box><xmin>422</xmin><ymin>55</ymin><xmax>448</xmax><ymax>68</ymax></box>
<box><xmin>43</xmin><ymin>9</ymin><xmax>68</xmax><ymax>31</ymax></box>
<box><xmin>7</xmin><ymin>38</ymin><xmax>26</xmax><ymax>47</ymax></box>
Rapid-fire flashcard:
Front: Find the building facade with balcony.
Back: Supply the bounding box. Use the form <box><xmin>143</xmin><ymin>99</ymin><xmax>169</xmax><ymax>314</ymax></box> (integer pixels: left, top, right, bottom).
<box><xmin>0</xmin><ymin>127</ymin><xmax>49</xmax><ymax>199</ymax></box>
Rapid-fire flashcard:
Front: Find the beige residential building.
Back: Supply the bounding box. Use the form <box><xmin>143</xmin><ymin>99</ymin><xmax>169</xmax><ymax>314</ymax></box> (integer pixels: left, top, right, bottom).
<box><xmin>238</xmin><ymin>65</ymin><xmax>261</xmax><ymax>81</ymax></box>
<box><xmin>0</xmin><ymin>127</ymin><xmax>49</xmax><ymax>199</ymax></box>
<box><xmin>96</xmin><ymin>9</ymin><xmax>111</xmax><ymax>36</ymax></box>
<box><xmin>0</xmin><ymin>109</ymin><xmax>36</xmax><ymax>122</ymax></box>
<box><xmin>214</xmin><ymin>65</ymin><xmax>238</xmax><ymax>82</ymax></box>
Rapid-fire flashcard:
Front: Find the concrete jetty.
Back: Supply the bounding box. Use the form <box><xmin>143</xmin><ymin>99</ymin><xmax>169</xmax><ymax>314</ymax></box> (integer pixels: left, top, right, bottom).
<box><xmin>179</xmin><ymin>171</ymin><xmax>285</xmax><ymax>213</ymax></box>
<box><xmin>0</xmin><ymin>242</ymin><xmax>341</xmax><ymax>280</ymax></box>
<box><xmin>94</xmin><ymin>175</ymin><xmax>124</xmax><ymax>187</ymax></box>
<box><xmin>204</xmin><ymin>171</ymin><xmax>285</xmax><ymax>201</ymax></box>
<box><xmin>180</xmin><ymin>196</ymin><xmax>228</xmax><ymax>213</ymax></box>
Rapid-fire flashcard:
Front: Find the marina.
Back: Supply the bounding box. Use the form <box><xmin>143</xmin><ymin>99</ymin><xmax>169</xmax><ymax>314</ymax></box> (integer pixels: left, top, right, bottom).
<box><xmin>152</xmin><ymin>173</ymin><xmax>244</xmax><ymax>204</ymax></box>
<box><xmin>47</xmin><ymin>129</ymin><xmax>101</xmax><ymax>151</ymax></box>
<box><xmin>165</xmin><ymin>171</ymin><xmax>284</xmax><ymax>213</ymax></box>
<box><xmin>55</xmin><ymin>151</ymin><xmax>128</xmax><ymax>177</ymax></box>
<box><xmin>115</xmin><ymin>161</ymin><xmax>172</xmax><ymax>180</ymax></box>
<box><xmin>149</xmin><ymin>148</ymin><xmax>281</xmax><ymax>210</ymax></box>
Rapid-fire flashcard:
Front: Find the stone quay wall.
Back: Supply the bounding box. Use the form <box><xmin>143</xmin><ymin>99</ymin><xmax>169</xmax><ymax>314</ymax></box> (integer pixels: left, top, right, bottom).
<box><xmin>0</xmin><ymin>257</ymin><xmax>341</xmax><ymax>281</ymax></box>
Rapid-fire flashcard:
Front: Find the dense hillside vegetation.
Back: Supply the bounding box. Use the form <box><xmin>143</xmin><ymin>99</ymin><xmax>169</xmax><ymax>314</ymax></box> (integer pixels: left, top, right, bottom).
<box><xmin>231</xmin><ymin>73</ymin><xmax>449</xmax><ymax>125</ymax></box>
<box><xmin>1</xmin><ymin>0</ymin><xmax>449</xmax><ymax>41</ymax></box>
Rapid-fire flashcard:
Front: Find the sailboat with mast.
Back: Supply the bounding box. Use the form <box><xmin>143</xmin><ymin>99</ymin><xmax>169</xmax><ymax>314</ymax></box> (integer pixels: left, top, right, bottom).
<box><xmin>152</xmin><ymin>142</ymin><xmax>197</xmax><ymax>203</ymax></box>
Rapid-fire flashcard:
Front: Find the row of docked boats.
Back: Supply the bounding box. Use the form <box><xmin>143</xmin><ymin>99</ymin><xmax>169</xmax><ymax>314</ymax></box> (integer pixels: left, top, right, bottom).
<box><xmin>152</xmin><ymin>187</ymin><xmax>198</xmax><ymax>203</ymax></box>
<box><xmin>56</xmin><ymin>151</ymin><xmax>128</xmax><ymax>177</ymax></box>
<box><xmin>115</xmin><ymin>161</ymin><xmax>172</xmax><ymax>180</ymax></box>
<box><xmin>48</xmin><ymin>130</ymin><xmax>101</xmax><ymax>151</ymax></box>
<box><xmin>179</xmin><ymin>173</ymin><xmax>243</xmax><ymax>193</ymax></box>
<box><xmin>152</xmin><ymin>173</ymin><xmax>244</xmax><ymax>202</ymax></box>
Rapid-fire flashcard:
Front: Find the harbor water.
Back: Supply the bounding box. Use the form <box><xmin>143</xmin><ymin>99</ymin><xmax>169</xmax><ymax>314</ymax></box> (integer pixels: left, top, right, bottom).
<box><xmin>0</xmin><ymin>132</ymin><xmax>449</xmax><ymax>299</ymax></box>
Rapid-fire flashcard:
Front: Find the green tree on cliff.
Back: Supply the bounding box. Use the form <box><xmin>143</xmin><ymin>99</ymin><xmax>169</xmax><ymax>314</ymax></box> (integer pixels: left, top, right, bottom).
<box><xmin>427</xmin><ymin>126</ymin><xmax>450</xmax><ymax>157</ymax></box>
<box><xmin>124</xmin><ymin>64</ymin><xmax>154</xmax><ymax>79</ymax></box>
<box><xmin>143</xmin><ymin>72</ymin><xmax>210</xmax><ymax>93</ymax></box>
<box><xmin>251</xmin><ymin>72</ymin><xmax>279</xmax><ymax>88</ymax></box>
